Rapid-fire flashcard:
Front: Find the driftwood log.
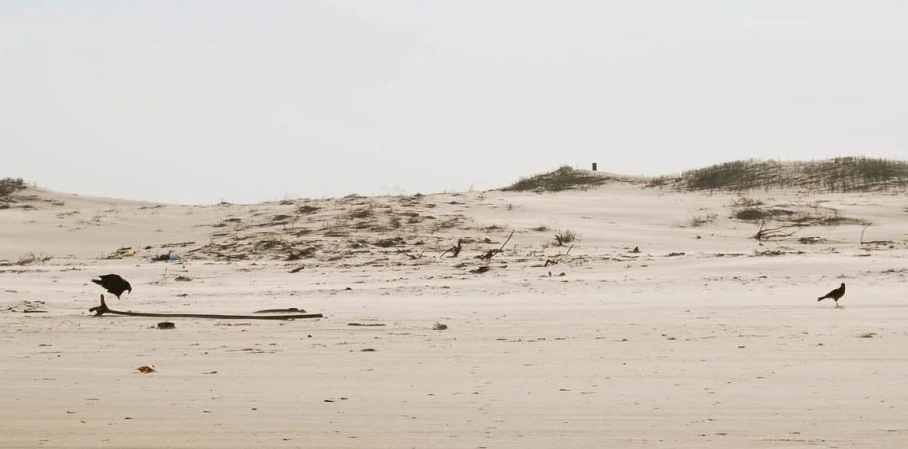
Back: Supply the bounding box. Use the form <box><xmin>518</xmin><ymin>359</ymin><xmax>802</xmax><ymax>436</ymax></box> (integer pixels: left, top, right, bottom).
<box><xmin>754</xmin><ymin>220</ymin><xmax>806</xmax><ymax>241</ymax></box>
<box><xmin>478</xmin><ymin>230</ymin><xmax>515</xmax><ymax>261</ymax></box>
<box><xmin>89</xmin><ymin>295</ymin><xmax>323</xmax><ymax>320</ymax></box>
<box><xmin>439</xmin><ymin>239</ymin><xmax>464</xmax><ymax>258</ymax></box>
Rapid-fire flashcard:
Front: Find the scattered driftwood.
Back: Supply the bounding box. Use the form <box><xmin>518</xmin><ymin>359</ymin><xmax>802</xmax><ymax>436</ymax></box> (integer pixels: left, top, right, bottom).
<box><xmin>160</xmin><ymin>241</ymin><xmax>196</xmax><ymax>248</ymax></box>
<box><xmin>754</xmin><ymin>220</ymin><xmax>808</xmax><ymax>241</ymax></box>
<box><xmin>753</xmin><ymin>212</ymin><xmax>863</xmax><ymax>241</ymax></box>
<box><xmin>478</xmin><ymin>230</ymin><xmax>515</xmax><ymax>261</ymax></box>
<box><xmin>543</xmin><ymin>244</ymin><xmax>574</xmax><ymax>267</ymax></box>
<box><xmin>347</xmin><ymin>322</ymin><xmax>385</xmax><ymax>327</ymax></box>
<box><xmin>469</xmin><ymin>266</ymin><xmax>491</xmax><ymax>274</ymax></box>
<box><xmin>255</xmin><ymin>308</ymin><xmax>306</xmax><ymax>313</ymax></box>
<box><xmin>288</xmin><ymin>266</ymin><xmax>305</xmax><ymax>273</ymax></box>
<box><xmin>184</xmin><ymin>245</ymin><xmax>208</xmax><ymax>255</ymax></box>
<box><xmin>89</xmin><ymin>295</ymin><xmax>323</xmax><ymax>320</ymax></box>
<box><xmin>858</xmin><ymin>225</ymin><xmax>892</xmax><ymax>246</ymax></box>
<box><xmin>440</xmin><ymin>239</ymin><xmax>464</xmax><ymax>258</ymax></box>
<box><xmin>401</xmin><ymin>248</ymin><xmax>426</xmax><ymax>260</ymax></box>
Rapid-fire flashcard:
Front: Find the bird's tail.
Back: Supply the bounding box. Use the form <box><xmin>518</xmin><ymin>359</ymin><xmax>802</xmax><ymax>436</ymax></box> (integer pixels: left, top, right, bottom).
<box><xmin>91</xmin><ymin>279</ymin><xmax>102</xmax><ymax>286</ymax></box>
<box><xmin>817</xmin><ymin>296</ymin><xmax>826</xmax><ymax>301</ymax></box>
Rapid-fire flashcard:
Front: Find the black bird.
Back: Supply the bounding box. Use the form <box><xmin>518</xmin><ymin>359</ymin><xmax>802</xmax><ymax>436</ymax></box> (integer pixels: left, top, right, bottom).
<box><xmin>91</xmin><ymin>274</ymin><xmax>132</xmax><ymax>300</ymax></box>
<box><xmin>817</xmin><ymin>282</ymin><xmax>845</xmax><ymax>308</ymax></box>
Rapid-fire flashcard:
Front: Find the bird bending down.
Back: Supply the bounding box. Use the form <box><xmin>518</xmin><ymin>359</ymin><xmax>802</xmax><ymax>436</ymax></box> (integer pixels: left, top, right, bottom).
<box><xmin>817</xmin><ymin>282</ymin><xmax>845</xmax><ymax>308</ymax></box>
<box><xmin>91</xmin><ymin>274</ymin><xmax>132</xmax><ymax>300</ymax></box>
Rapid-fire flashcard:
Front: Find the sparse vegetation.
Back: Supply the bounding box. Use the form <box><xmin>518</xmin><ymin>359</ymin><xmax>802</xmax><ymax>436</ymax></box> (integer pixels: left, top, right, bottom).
<box><xmin>16</xmin><ymin>252</ymin><xmax>51</xmax><ymax>265</ymax></box>
<box><xmin>346</xmin><ymin>205</ymin><xmax>374</xmax><ymax>220</ymax></box>
<box><xmin>646</xmin><ymin>176</ymin><xmax>674</xmax><ymax>188</ymax></box>
<box><xmin>195</xmin><ymin>193</ymin><xmax>467</xmax><ymax>263</ymax></box>
<box><xmin>730</xmin><ymin>196</ymin><xmax>764</xmax><ymax>208</ymax></box>
<box><xmin>554</xmin><ymin>229</ymin><xmax>577</xmax><ymax>246</ymax></box>
<box><xmin>730</xmin><ymin>194</ymin><xmax>870</xmax><ymax>243</ymax></box>
<box><xmin>0</xmin><ymin>177</ymin><xmax>27</xmax><ymax>206</ymax></box>
<box><xmin>511</xmin><ymin>158</ymin><xmax>908</xmax><ymax>193</ymax></box>
<box><xmin>690</xmin><ymin>213</ymin><xmax>718</xmax><ymax>227</ymax></box>
<box><xmin>749</xmin><ymin>209</ymin><xmax>868</xmax><ymax>241</ymax></box>
<box><xmin>431</xmin><ymin>216</ymin><xmax>465</xmax><ymax>232</ymax></box>
<box><xmin>732</xmin><ymin>204</ymin><xmax>795</xmax><ymax>221</ymax></box>
<box><xmin>503</xmin><ymin>166</ymin><xmax>609</xmax><ymax>192</ymax></box>
<box><xmin>658</xmin><ymin>158</ymin><xmax>908</xmax><ymax>192</ymax></box>
<box><xmin>388</xmin><ymin>213</ymin><xmax>402</xmax><ymax>229</ymax></box>
<box><xmin>734</xmin><ymin>208</ymin><xmax>770</xmax><ymax>221</ymax></box>
<box><xmin>819</xmin><ymin>215</ymin><xmax>870</xmax><ymax>226</ymax></box>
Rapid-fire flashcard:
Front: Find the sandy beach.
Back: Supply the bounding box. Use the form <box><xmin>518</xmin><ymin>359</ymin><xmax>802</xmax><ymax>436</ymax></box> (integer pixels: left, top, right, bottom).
<box><xmin>2</xmin><ymin>177</ymin><xmax>907</xmax><ymax>448</ymax></box>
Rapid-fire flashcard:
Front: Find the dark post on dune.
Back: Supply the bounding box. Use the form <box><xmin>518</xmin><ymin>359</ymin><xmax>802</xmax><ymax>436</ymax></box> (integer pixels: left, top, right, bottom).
<box><xmin>592</xmin><ymin>162</ymin><xmax>597</xmax><ymax>171</ymax></box>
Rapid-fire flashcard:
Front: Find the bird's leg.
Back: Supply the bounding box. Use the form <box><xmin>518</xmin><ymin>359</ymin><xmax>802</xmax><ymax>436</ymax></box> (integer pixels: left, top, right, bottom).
<box><xmin>89</xmin><ymin>295</ymin><xmax>111</xmax><ymax>316</ymax></box>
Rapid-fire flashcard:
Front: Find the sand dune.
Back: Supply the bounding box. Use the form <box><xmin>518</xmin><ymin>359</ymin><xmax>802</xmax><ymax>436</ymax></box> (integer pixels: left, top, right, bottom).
<box><xmin>2</xmin><ymin>176</ymin><xmax>908</xmax><ymax>448</ymax></box>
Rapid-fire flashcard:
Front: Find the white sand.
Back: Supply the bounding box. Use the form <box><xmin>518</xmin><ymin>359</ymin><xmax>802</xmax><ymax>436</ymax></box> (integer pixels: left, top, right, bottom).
<box><xmin>2</xmin><ymin>184</ymin><xmax>907</xmax><ymax>448</ymax></box>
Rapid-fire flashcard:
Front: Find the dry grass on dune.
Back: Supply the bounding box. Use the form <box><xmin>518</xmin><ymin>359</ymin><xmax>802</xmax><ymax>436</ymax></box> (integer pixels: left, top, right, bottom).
<box><xmin>649</xmin><ymin>157</ymin><xmax>908</xmax><ymax>193</ymax></box>
<box><xmin>189</xmin><ymin>194</ymin><xmax>478</xmax><ymax>265</ymax></box>
<box><xmin>501</xmin><ymin>157</ymin><xmax>908</xmax><ymax>195</ymax></box>
<box><xmin>502</xmin><ymin>165</ymin><xmax>617</xmax><ymax>192</ymax></box>
<box><xmin>0</xmin><ymin>177</ymin><xmax>26</xmax><ymax>208</ymax></box>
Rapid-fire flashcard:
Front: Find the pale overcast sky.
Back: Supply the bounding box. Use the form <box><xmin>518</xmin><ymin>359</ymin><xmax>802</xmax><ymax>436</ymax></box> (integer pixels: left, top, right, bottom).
<box><xmin>2</xmin><ymin>1</ymin><xmax>906</xmax><ymax>204</ymax></box>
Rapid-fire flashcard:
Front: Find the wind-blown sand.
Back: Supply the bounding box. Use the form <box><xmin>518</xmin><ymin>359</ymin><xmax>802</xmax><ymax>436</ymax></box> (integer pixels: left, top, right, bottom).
<box><xmin>2</xmin><ymin>181</ymin><xmax>907</xmax><ymax>448</ymax></box>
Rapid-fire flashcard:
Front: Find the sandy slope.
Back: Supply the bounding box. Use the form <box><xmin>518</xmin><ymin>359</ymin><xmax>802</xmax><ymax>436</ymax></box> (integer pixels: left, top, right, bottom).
<box><xmin>1</xmin><ymin>184</ymin><xmax>908</xmax><ymax>448</ymax></box>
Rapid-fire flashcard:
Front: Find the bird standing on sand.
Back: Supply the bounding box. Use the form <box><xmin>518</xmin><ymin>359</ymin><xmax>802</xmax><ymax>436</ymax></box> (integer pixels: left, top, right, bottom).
<box><xmin>817</xmin><ymin>282</ymin><xmax>845</xmax><ymax>308</ymax></box>
<box><xmin>91</xmin><ymin>274</ymin><xmax>132</xmax><ymax>300</ymax></box>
